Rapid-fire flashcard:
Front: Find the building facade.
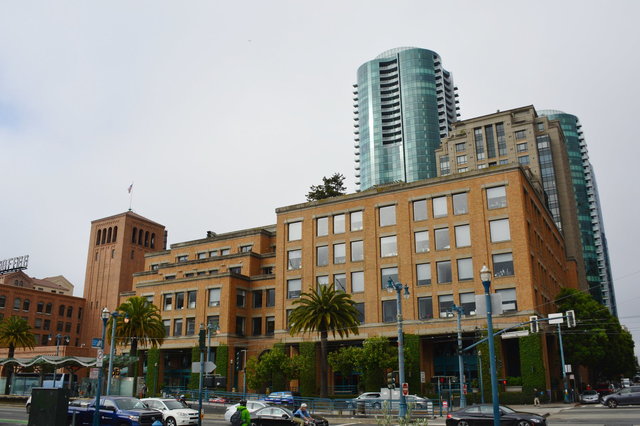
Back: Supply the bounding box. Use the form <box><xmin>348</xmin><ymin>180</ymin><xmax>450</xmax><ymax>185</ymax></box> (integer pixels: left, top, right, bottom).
<box><xmin>354</xmin><ymin>47</ymin><xmax>460</xmax><ymax>191</ymax></box>
<box><xmin>434</xmin><ymin>106</ymin><xmax>588</xmax><ymax>291</ymax></box>
<box><xmin>538</xmin><ymin>110</ymin><xmax>616</xmax><ymax>315</ymax></box>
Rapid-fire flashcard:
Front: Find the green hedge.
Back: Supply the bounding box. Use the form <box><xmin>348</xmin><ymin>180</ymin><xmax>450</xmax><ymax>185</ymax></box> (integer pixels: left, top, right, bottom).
<box><xmin>145</xmin><ymin>347</ymin><xmax>160</xmax><ymax>396</ymax></box>
<box><xmin>299</xmin><ymin>342</ymin><xmax>316</xmax><ymax>396</ymax></box>
<box><xmin>404</xmin><ymin>334</ymin><xmax>421</xmax><ymax>394</ymax></box>
<box><xmin>188</xmin><ymin>346</ymin><xmax>200</xmax><ymax>389</ymax></box>
<box><xmin>519</xmin><ymin>334</ymin><xmax>546</xmax><ymax>395</ymax></box>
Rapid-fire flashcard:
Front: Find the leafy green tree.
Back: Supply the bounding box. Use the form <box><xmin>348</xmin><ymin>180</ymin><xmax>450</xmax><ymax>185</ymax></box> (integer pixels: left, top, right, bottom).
<box><xmin>328</xmin><ymin>346</ymin><xmax>363</xmax><ymax>378</ymax></box>
<box><xmin>359</xmin><ymin>336</ymin><xmax>397</xmax><ymax>391</ymax></box>
<box><xmin>289</xmin><ymin>285</ymin><xmax>360</xmax><ymax>397</ymax></box>
<box><xmin>0</xmin><ymin>316</ymin><xmax>35</xmax><ymax>394</ymax></box>
<box><xmin>246</xmin><ymin>344</ymin><xmax>290</xmax><ymax>392</ymax></box>
<box><xmin>306</xmin><ymin>173</ymin><xmax>347</xmax><ymax>201</ymax></box>
<box><xmin>109</xmin><ymin>296</ymin><xmax>165</xmax><ymax>393</ymax></box>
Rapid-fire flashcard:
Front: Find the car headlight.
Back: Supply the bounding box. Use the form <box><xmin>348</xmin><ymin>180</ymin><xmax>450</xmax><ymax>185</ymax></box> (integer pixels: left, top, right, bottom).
<box><xmin>530</xmin><ymin>418</ymin><xmax>542</xmax><ymax>423</ymax></box>
<box><xmin>178</xmin><ymin>412</ymin><xmax>189</xmax><ymax>416</ymax></box>
<box><xmin>128</xmin><ymin>415</ymin><xmax>140</xmax><ymax>421</ymax></box>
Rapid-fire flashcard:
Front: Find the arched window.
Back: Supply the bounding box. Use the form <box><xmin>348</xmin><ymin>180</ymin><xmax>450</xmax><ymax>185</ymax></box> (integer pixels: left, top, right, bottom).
<box><xmin>37</xmin><ymin>301</ymin><xmax>44</xmax><ymax>312</ymax></box>
<box><xmin>144</xmin><ymin>231</ymin><xmax>149</xmax><ymax>247</ymax></box>
<box><xmin>23</xmin><ymin>299</ymin><xmax>30</xmax><ymax>311</ymax></box>
<box><xmin>101</xmin><ymin>228</ymin><xmax>107</xmax><ymax>244</ymax></box>
<box><xmin>13</xmin><ymin>298</ymin><xmax>21</xmax><ymax>310</ymax></box>
<box><xmin>107</xmin><ymin>227</ymin><xmax>112</xmax><ymax>243</ymax></box>
<box><xmin>45</xmin><ymin>303</ymin><xmax>53</xmax><ymax>314</ymax></box>
<box><xmin>138</xmin><ymin>229</ymin><xmax>144</xmax><ymax>245</ymax></box>
<box><xmin>67</xmin><ymin>306</ymin><xmax>73</xmax><ymax>318</ymax></box>
<box><xmin>59</xmin><ymin>305</ymin><xmax>65</xmax><ymax>316</ymax></box>
<box><xmin>113</xmin><ymin>226</ymin><xmax>118</xmax><ymax>242</ymax></box>
<box><xmin>151</xmin><ymin>233</ymin><xmax>156</xmax><ymax>248</ymax></box>
<box><xmin>96</xmin><ymin>229</ymin><xmax>102</xmax><ymax>245</ymax></box>
<box><xmin>132</xmin><ymin>227</ymin><xmax>138</xmax><ymax>243</ymax></box>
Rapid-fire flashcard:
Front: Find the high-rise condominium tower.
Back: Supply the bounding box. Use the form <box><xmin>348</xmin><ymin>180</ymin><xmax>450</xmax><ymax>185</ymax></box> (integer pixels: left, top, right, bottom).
<box><xmin>354</xmin><ymin>47</ymin><xmax>460</xmax><ymax>191</ymax></box>
<box><xmin>539</xmin><ymin>110</ymin><xmax>616</xmax><ymax>315</ymax></box>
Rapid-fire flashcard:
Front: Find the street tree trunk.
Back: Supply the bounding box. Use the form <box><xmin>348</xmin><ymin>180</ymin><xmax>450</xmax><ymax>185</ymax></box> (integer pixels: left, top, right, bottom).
<box><xmin>320</xmin><ymin>331</ymin><xmax>328</xmax><ymax>398</ymax></box>
<box><xmin>4</xmin><ymin>345</ymin><xmax>15</xmax><ymax>395</ymax></box>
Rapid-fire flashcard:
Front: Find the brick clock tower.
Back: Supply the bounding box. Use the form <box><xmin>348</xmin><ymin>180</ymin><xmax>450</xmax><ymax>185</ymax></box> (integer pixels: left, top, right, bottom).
<box><xmin>82</xmin><ymin>211</ymin><xmax>165</xmax><ymax>347</ymax></box>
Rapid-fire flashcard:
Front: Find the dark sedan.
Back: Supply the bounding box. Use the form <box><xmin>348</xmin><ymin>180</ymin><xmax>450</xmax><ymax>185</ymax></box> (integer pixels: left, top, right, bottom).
<box><xmin>250</xmin><ymin>406</ymin><xmax>329</xmax><ymax>426</ymax></box>
<box><xmin>446</xmin><ymin>404</ymin><xmax>547</xmax><ymax>426</ymax></box>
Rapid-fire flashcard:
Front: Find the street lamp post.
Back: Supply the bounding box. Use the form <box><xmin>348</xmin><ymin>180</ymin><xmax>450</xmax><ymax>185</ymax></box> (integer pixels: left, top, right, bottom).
<box><xmin>93</xmin><ymin>308</ymin><xmax>110</xmax><ymax>426</ymax></box>
<box><xmin>106</xmin><ymin>311</ymin><xmax>119</xmax><ymax>395</ymax></box>
<box><xmin>451</xmin><ymin>305</ymin><xmax>467</xmax><ymax>408</ymax></box>
<box><xmin>386</xmin><ymin>278</ymin><xmax>409</xmax><ymax>419</ymax></box>
<box><xmin>480</xmin><ymin>265</ymin><xmax>500</xmax><ymax>426</ymax></box>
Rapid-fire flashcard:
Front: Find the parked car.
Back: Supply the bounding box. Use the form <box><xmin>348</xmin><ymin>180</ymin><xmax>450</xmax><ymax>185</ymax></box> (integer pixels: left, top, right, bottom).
<box><xmin>579</xmin><ymin>390</ymin><xmax>600</xmax><ymax>404</ymax></box>
<box><xmin>446</xmin><ymin>404</ymin><xmax>547</xmax><ymax>426</ymax></box>
<box><xmin>208</xmin><ymin>395</ymin><xmax>230</xmax><ymax>404</ymax></box>
<box><xmin>250</xmin><ymin>405</ymin><xmax>329</xmax><ymax>426</ymax></box>
<box><xmin>346</xmin><ymin>392</ymin><xmax>383</xmax><ymax>409</ymax></box>
<box><xmin>67</xmin><ymin>396</ymin><xmax>163</xmax><ymax>426</ymax></box>
<box><xmin>142</xmin><ymin>397</ymin><xmax>200</xmax><ymax>426</ymax></box>
<box><xmin>404</xmin><ymin>395</ymin><xmax>432</xmax><ymax>409</ymax></box>
<box><xmin>224</xmin><ymin>400</ymin><xmax>271</xmax><ymax>422</ymax></box>
<box><xmin>263</xmin><ymin>391</ymin><xmax>302</xmax><ymax>406</ymax></box>
<box><xmin>601</xmin><ymin>385</ymin><xmax>640</xmax><ymax>408</ymax></box>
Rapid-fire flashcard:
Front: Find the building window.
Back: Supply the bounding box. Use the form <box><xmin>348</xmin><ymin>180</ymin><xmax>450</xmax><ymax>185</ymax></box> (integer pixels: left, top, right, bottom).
<box><xmin>186</xmin><ymin>318</ymin><xmax>195</xmax><ymax>336</ymax></box>
<box><xmin>252</xmin><ymin>317</ymin><xmax>262</xmax><ymax>336</ymax></box>
<box><xmin>266</xmin><ymin>289</ymin><xmax>275</xmax><ymax>307</ymax></box>
<box><xmin>457</xmin><ymin>258</ymin><xmax>474</xmax><ymax>281</ymax></box>
<box><xmin>496</xmin><ymin>288</ymin><xmax>517</xmax><ymax>312</ymax></box>
<box><xmin>45</xmin><ymin>303</ymin><xmax>52</xmax><ymax>314</ymax></box>
<box><xmin>486</xmin><ymin>186</ymin><xmax>507</xmax><ymax>209</ymax></box>
<box><xmin>288</xmin><ymin>249</ymin><xmax>302</xmax><ymax>270</ymax></box>
<box><xmin>418</xmin><ymin>297</ymin><xmax>433</xmax><ymax>320</ymax></box>
<box><xmin>262</xmin><ymin>266</ymin><xmax>273</xmax><ymax>275</ymax></box>
<box><xmin>456</xmin><ymin>155</ymin><xmax>468</xmax><ymax>165</ymax></box>
<box><xmin>316</xmin><ymin>245</ymin><xmax>329</xmax><ymax>267</ymax></box>
<box><xmin>333</xmin><ymin>214</ymin><xmax>346</xmax><ymax>234</ymax></box>
<box><xmin>518</xmin><ymin>155</ymin><xmax>530</xmax><ymax>165</ymax></box>
<box><xmin>317</xmin><ymin>217</ymin><xmax>328</xmax><ymax>236</ymax></box>
<box><xmin>239</xmin><ymin>245</ymin><xmax>252</xmax><ymax>253</ymax></box>
<box><xmin>165</xmin><ymin>275</ymin><xmax>176</xmax><ymax>280</ymax></box>
<box><xmin>380</xmin><ymin>236</ymin><xmax>397</xmax><ymax>257</ymax></box>
<box><xmin>13</xmin><ymin>298</ymin><xmax>21</xmax><ymax>310</ymax></box>
<box><xmin>208</xmin><ymin>288</ymin><xmax>221</xmax><ymax>307</ymax></box>
<box><xmin>160</xmin><ymin>319</ymin><xmax>169</xmax><ymax>336</ymax></box>
<box><xmin>174</xmin><ymin>319</ymin><xmax>183</xmax><ymax>337</ymax></box>
<box><xmin>287</xmin><ymin>279</ymin><xmax>301</xmax><ymax>299</ymax></box>
<box><xmin>351</xmin><ymin>271</ymin><xmax>364</xmax><ymax>293</ymax></box>
<box><xmin>58</xmin><ymin>305</ymin><xmax>65</xmax><ymax>315</ymax></box>
<box><xmin>455</xmin><ymin>224</ymin><xmax>471</xmax><ymax>247</ymax></box>
<box><xmin>209</xmin><ymin>250</ymin><xmax>218</xmax><ymax>257</ymax></box>
<box><xmin>437</xmin><ymin>260</ymin><xmax>452</xmax><ymax>284</ymax></box>
<box><xmin>221</xmin><ymin>248</ymin><xmax>231</xmax><ymax>256</ymax></box>
<box><xmin>460</xmin><ymin>292</ymin><xmax>476</xmax><ymax>316</ymax></box>
<box><xmin>266</xmin><ymin>316</ymin><xmax>275</xmax><ymax>335</ymax></box>
<box><xmin>455</xmin><ymin>142</ymin><xmax>466</xmax><ymax>152</ymax></box>
<box><xmin>43</xmin><ymin>319</ymin><xmax>50</xmax><ymax>330</ymax></box>
<box><xmin>432</xmin><ymin>196</ymin><xmax>448</xmax><ymax>218</ymax></box>
<box><xmin>253</xmin><ymin>290</ymin><xmax>263</xmax><ymax>308</ymax></box>
<box><xmin>515</xmin><ymin>130</ymin><xmax>526</xmax><ymax>140</ymax></box>
<box><xmin>415</xmin><ymin>231</ymin><xmax>430</xmax><ymax>253</ymax></box>
<box><xmin>35</xmin><ymin>318</ymin><xmax>42</xmax><ymax>329</ymax></box>
<box><xmin>382</xmin><ymin>300</ymin><xmax>397</xmax><ymax>323</ymax></box>
<box><xmin>351</xmin><ymin>240</ymin><xmax>364</xmax><ymax>262</ymax></box>
<box><xmin>56</xmin><ymin>321</ymin><xmax>63</xmax><ymax>332</ymax></box>
<box><xmin>334</xmin><ymin>243</ymin><xmax>346</xmax><ymax>264</ymax></box>
<box><xmin>207</xmin><ymin>315</ymin><xmax>219</xmax><ymax>329</ymax></box>
<box><xmin>435</xmin><ymin>228</ymin><xmax>450</xmax><ymax>250</ymax></box>
<box><xmin>537</xmin><ymin>122</ymin><xmax>545</xmax><ymax>131</ymax></box>
<box><xmin>235</xmin><ymin>317</ymin><xmax>246</xmax><ymax>336</ymax></box>
<box><xmin>416</xmin><ymin>263</ymin><xmax>431</xmax><ymax>286</ymax></box>
<box><xmin>493</xmin><ymin>253</ymin><xmax>514</xmax><ymax>277</ymax></box>
<box><xmin>316</xmin><ymin>275</ymin><xmax>329</xmax><ymax>290</ymax></box>
<box><xmin>453</xmin><ymin>193</ymin><xmax>468</xmax><ymax>215</ymax></box>
<box><xmin>65</xmin><ymin>322</ymin><xmax>71</xmax><ymax>332</ymax></box>
<box><xmin>229</xmin><ymin>266</ymin><xmax>242</xmax><ymax>274</ymax></box>
<box><xmin>381</xmin><ymin>267</ymin><xmax>398</xmax><ymax>289</ymax></box>
<box><xmin>440</xmin><ymin>155</ymin><xmax>450</xmax><ymax>175</ymax></box>
<box><xmin>0</xmin><ymin>296</ymin><xmax>5</xmax><ymax>308</ymax></box>
<box><xmin>237</xmin><ymin>289</ymin><xmax>246</xmax><ymax>307</ymax></box>
<box><xmin>413</xmin><ymin>200</ymin><xmax>428</xmax><ymax>221</ymax></box>
<box><xmin>516</xmin><ymin>142</ymin><xmax>528</xmax><ymax>152</ymax></box>
<box><xmin>175</xmin><ymin>292</ymin><xmax>184</xmax><ymax>310</ymax></box>
<box><xmin>177</xmin><ymin>255</ymin><xmax>188</xmax><ymax>263</ymax></box>
<box><xmin>490</xmin><ymin>219</ymin><xmax>511</xmax><ymax>242</ymax></box>
<box><xmin>439</xmin><ymin>294</ymin><xmax>454</xmax><ymax>318</ymax></box>
<box><xmin>187</xmin><ymin>291</ymin><xmax>197</xmax><ymax>309</ymax></box>
<box><xmin>379</xmin><ymin>205</ymin><xmax>396</xmax><ymax>227</ymax></box>
<box><xmin>350</xmin><ymin>211</ymin><xmax>363</xmax><ymax>231</ymax></box>
<box><xmin>334</xmin><ymin>273</ymin><xmax>346</xmax><ymax>292</ymax></box>
<box><xmin>197</xmin><ymin>252</ymin><xmax>208</xmax><ymax>260</ymax></box>
<box><xmin>288</xmin><ymin>221</ymin><xmax>302</xmax><ymax>241</ymax></box>
<box><xmin>355</xmin><ymin>303</ymin><xmax>365</xmax><ymax>323</ymax></box>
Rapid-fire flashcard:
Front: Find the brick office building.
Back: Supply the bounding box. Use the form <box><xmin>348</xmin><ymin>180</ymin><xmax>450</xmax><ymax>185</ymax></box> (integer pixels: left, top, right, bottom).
<box><xmin>114</xmin><ymin>164</ymin><xmax>576</xmax><ymax>393</ymax></box>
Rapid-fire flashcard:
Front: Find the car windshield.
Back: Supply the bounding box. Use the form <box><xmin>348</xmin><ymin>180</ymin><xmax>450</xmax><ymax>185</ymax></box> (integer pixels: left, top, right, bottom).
<box><xmin>164</xmin><ymin>400</ymin><xmax>189</xmax><ymax>409</ymax></box>
<box><xmin>583</xmin><ymin>390</ymin><xmax>598</xmax><ymax>396</ymax></box>
<box><xmin>499</xmin><ymin>405</ymin><xmax>516</xmax><ymax>414</ymax></box>
<box><xmin>114</xmin><ymin>398</ymin><xmax>148</xmax><ymax>410</ymax></box>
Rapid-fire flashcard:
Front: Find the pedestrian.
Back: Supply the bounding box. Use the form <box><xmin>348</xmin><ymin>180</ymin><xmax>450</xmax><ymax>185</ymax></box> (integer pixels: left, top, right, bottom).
<box><xmin>141</xmin><ymin>384</ymin><xmax>147</xmax><ymax>398</ymax></box>
<box><xmin>233</xmin><ymin>400</ymin><xmax>251</xmax><ymax>426</ymax></box>
<box><xmin>533</xmin><ymin>388</ymin><xmax>540</xmax><ymax>407</ymax></box>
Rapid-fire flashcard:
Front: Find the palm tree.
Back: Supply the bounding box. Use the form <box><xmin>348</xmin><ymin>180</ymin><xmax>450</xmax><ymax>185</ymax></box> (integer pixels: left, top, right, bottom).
<box><xmin>0</xmin><ymin>316</ymin><xmax>35</xmax><ymax>394</ymax></box>
<box><xmin>288</xmin><ymin>284</ymin><xmax>360</xmax><ymax>398</ymax></box>
<box><xmin>107</xmin><ymin>296</ymin><xmax>164</xmax><ymax>394</ymax></box>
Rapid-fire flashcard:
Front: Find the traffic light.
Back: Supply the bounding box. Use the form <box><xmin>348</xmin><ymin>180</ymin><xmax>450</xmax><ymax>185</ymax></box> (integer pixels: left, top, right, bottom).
<box><xmin>235</xmin><ymin>351</ymin><xmax>243</xmax><ymax>370</ymax></box>
<box><xmin>566</xmin><ymin>310</ymin><xmax>576</xmax><ymax>328</ymax></box>
<box><xmin>199</xmin><ymin>328</ymin><xmax>206</xmax><ymax>352</ymax></box>
<box><xmin>387</xmin><ymin>372</ymin><xmax>396</xmax><ymax>389</ymax></box>
<box><xmin>500</xmin><ymin>379</ymin><xmax>508</xmax><ymax>385</ymax></box>
<box><xmin>529</xmin><ymin>316</ymin><xmax>539</xmax><ymax>333</ymax></box>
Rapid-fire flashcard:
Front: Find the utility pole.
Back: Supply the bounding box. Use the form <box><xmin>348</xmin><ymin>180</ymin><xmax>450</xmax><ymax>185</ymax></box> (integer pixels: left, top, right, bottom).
<box><xmin>451</xmin><ymin>305</ymin><xmax>466</xmax><ymax>408</ymax></box>
<box><xmin>198</xmin><ymin>325</ymin><xmax>205</xmax><ymax>426</ymax></box>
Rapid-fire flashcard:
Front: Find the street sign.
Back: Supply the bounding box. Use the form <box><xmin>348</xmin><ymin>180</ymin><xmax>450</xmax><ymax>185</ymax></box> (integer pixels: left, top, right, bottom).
<box><xmin>96</xmin><ymin>349</ymin><xmax>104</xmax><ymax>367</ymax></box>
<box><xmin>420</xmin><ymin>371</ymin><xmax>425</xmax><ymax>384</ymax></box>
<box><xmin>501</xmin><ymin>330</ymin><xmax>529</xmax><ymax>339</ymax></box>
<box><xmin>92</xmin><ymin>338</ymin><xmax>103</xmax><ymax>349</ymax></box>
<box><xmin>548</xmin><ymin>312</ymin><xmax>564</xmax><ymax>324</ymax></box>
<box><xmin>191</xmin><ymin>361</ymin><xmax>216</xmax><ymax>373</ymax></box>
<box><xmin>89</xmin><ymin>368</ymin><xmax>99</xmax><ymax>379</ymax></box>
<box><xmin>402</xmin><ymin>382</ymin><xmax>409</xmax><ymax>396</ymax></box>
<box><xmin>474</xmin><ymin>294</ymin><xmax>503</xmax><ymax>317</ymax></box>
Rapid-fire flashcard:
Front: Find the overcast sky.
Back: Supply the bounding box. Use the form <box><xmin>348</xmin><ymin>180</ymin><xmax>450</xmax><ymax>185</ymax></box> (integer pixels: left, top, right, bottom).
<box><xmin>2</xmin><ymin>1</ymin><xmax>639</xmax><ymax>357</ymax></box>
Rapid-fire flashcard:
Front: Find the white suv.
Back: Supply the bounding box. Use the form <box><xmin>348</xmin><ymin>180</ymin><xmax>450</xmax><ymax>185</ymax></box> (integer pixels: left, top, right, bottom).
<box><xmin>142</xmin><ymin>397</ymin><xmax>200</xmax><ymax>426</ymax></box>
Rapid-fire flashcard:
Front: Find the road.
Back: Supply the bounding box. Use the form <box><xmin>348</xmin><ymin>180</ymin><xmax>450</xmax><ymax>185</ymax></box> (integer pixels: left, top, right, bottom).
<box><xmin>1</xmin><ymin>403</ymin><xmax>639</xmax><ymax>426</ymax></box>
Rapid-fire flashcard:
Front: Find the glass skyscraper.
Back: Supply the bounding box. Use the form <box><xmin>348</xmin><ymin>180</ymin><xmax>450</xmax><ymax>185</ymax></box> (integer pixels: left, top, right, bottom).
<box><xmin>539</xmin><ymin>110</ymin><xmax>616</xmax><ymax>315</ymax></box>
<box><xmin>354</xmin><ymin>47</ymin><xmax>460</xmax><ymax>191</ymax></box>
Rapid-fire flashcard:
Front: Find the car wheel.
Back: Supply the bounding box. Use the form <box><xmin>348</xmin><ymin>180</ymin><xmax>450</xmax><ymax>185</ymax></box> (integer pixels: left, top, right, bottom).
<box><xmin>515</xmin><ymin>421</ymin><xmax>531</xmax><ymax>426</ymax></box>
<box><xmin>607</xmin><ymin>399</ymin><xmax>618</xmax><ymax>408</ymax></box>
<box><xmin>372</xmin><ymin>402</ymin><xmax>381</xmax><ymax>409</ymax></box>
<box><xmin>165</xmin><ymin>417</ymin><xmax>177</xmax><ymax>426</ymax></box>
<box><xmin>457</xmin><ymin>421</ymin><xmax>470</xmax><ymax>426</ymax></box>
